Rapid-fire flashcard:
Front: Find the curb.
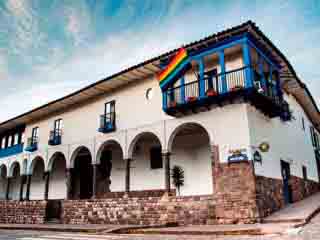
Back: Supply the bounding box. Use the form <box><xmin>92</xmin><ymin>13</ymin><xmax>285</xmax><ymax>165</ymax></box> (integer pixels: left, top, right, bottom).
<box><xmin>120</xmin><ymin>228</ymin><xmax>264</xmax><ymax>236</ymax></box>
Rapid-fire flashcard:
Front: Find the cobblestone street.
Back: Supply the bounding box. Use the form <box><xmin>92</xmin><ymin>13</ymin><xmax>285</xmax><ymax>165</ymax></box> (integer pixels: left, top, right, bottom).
<box><xmin>1</xmin><ymin>213</ymin><xmax>320</xmax><ymax>240</ymax></box>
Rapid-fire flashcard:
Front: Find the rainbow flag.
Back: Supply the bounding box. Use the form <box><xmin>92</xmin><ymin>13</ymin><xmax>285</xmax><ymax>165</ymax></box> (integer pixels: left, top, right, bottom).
<box><xmin>158</xmin><ymin>48</ymin><xmax>189</xmax><ymax>90</ymax></box>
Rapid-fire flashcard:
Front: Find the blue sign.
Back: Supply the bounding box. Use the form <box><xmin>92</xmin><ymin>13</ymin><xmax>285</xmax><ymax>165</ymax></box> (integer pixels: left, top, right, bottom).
<box><xmin>228</xmin><ymin>153</ymin><xmax>248</xmax><ymax>163</ymax></box>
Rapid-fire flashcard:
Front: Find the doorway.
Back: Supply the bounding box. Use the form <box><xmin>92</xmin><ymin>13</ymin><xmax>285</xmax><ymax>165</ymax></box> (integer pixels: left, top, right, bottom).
<box><xmin>281</xmin><ymin>160</ymin><xmax>292</xmax><ymax>205</ymax></box>
<box><xmin>72</xmin><ymin>147</ymin><xmax>93</xmax><ymax>199</ymax></box>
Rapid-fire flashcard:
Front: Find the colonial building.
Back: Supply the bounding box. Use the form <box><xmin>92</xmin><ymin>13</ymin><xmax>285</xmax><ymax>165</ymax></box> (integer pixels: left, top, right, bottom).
<box><xmin>0</xmin><ymin>21</ymin><xmax>319</xmax><ymax>225</ymax></box>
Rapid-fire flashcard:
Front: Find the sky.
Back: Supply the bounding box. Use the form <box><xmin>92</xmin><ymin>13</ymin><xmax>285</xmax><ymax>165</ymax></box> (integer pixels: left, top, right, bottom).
<box><xmin>0</xmin><ymin>0</ymin><xmax>319</xmax><ymax>122</ymax></box>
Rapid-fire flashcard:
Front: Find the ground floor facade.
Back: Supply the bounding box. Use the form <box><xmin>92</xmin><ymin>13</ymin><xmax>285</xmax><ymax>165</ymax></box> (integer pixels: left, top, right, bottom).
<box><xmin>0</xmin><ymin>104</ymin><xmax>319</xmax><ymax>225</ymax></box>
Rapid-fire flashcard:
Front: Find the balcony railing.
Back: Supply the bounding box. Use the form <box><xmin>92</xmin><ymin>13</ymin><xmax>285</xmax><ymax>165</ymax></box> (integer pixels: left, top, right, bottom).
<box><xmin>0</xmin><ymin>144</ymin><xmax>23</xmax><ymax>158</ymax></box>
<box><xmin>25</xmin><ymin>137</ymin><xmax>38</xmax><ymax>152</ymax></box>
<box><xmin>164</xmin><ymin>66</ymin><xmax>282</xmax><ymax>115</ymax></box>
<box><xmin>98</xmin><ymin>112</ymin><xmax>116</xmax><ymax>133</ymax></box>
<box><xmin>48</xmin><ymin>130</ymin><xmax>62</xmax><ymax>146</ymax></box>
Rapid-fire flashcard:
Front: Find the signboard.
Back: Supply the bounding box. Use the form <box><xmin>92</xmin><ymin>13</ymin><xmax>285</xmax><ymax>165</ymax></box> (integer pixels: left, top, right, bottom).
<box><xmin>227</xmin><ymin>148</ymin><xmax>248</xmax><ymax>163</ymax></box>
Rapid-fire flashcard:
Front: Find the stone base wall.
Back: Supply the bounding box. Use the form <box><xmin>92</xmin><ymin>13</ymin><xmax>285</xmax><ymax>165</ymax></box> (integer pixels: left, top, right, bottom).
<box><xmin>213</xmin><ymin>161</ymin><xmax>259</xmax><ymax>224</ymax></box>
<box><xmin>0</xmin><ymin>200</ymin><xmax>47</xmax><ymax>224</ymax></box>
<box><xmin>255</xmin><ymin>176</ymin><xmax>284</xmax><ymax>218</ymax></box>
<box><xmin>255</xmin><ymin>175</ymin><xmax>319</xmax><ymax>219</ymax></box>
<box><xmin>98</xmin><ymin>189</ymin><xmax>176</xmax><ymax>199</ymax></box>
<box><xmin>62</xmin><ymin>195</ymin><xmax>215</xmax><ymax>225</ymax></box>
<box><xmin>290</xmin><ymin>176</ymin><xmax>319</xmax><ymax>202</ymax></box>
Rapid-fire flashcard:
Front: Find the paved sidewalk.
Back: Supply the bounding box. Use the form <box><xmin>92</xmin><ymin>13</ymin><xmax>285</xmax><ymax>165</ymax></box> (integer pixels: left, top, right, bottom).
<box><xmin>263</xmin><ymin>192</ymin><xmax>320</xmax><ymax>225</ymax></box>
<box><xmin>120</xmin><ymin>223</ymin><xmax>295</xmax><ymax>236</ymax></box>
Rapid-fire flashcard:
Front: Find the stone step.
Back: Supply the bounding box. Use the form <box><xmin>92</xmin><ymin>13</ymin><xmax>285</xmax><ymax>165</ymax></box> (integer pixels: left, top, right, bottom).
<box><xmin>46</xmin><ymin>218</ymin><xmax>62</xmax><ymax>224</ymax></box>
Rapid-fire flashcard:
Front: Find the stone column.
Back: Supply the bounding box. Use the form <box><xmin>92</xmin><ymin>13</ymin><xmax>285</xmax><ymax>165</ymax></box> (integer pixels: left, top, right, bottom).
<box><xmin>44</xmin><ymin>172</ymin><xmax>50</xmax><ymax>200</ymax></box>
<box><xmin>5</xmin><ymin>177</ymin><xmax>11</xmax><ymax>200</ymax></box>
<box><xmin>163</xmin><ymin>153</ymin><xmax>171</xmax><ymax>194</ymax></box>
<box><xmin>19</xmin><ymin>175</ymin><xmax>26</xmax><ymax>201</ymax></box>
<box><xmin>92</xmin><ymin>164</ymin><xmax>98</xmax><ymax>199</ymax></box>
<box><xmin>125</xmin><ymin>158</ymin><xmax>131</xmax><ymax>194</ymax></box>
<box><xmin>25</xmin><ymin>175</ymin><xmax>31</xmax><ymax>201</ymax></box>
<box><xmin>66</xmin><ymin>168</ymin><xmax>73</xmax><ymax>200</ymax></box>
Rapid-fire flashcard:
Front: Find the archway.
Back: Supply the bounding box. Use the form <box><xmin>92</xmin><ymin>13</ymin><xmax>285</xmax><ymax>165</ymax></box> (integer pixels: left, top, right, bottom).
<box><xmin>96</xmin><ymin>140</ymin><xmax>124</xmax><ymax>195</ymax></box>
<box><xmin>9</xmin><ymin>162</ymin><xmax>21</xmax><ymax>200</ymax></box>
<box><xmin>30</xmin><ymin>157</ymin><xmax>45</xmax><ymax>200</ymax></box>
<box><xmin>71</xmin><ymin>147</ymin><xmax>93</xmax><ymax>199</ymax></box>
<box><xmin>48</xmin><ymin>152</ymin><xmax>67</xmax><ymax>200</ymax></box>
<box><xmin>129</xmin><ymin>132</ymin><xmax>163</xmax><ymax>191</ymax></box>
<box><xmin>0</xmin><ymin>165</ymin><xmax>7</xmax><ymax>199</ymax></box>
<box><xmin>169</xmin><ymin>123</ymin><xmax>212</xmax><ymax>196</ymax></box>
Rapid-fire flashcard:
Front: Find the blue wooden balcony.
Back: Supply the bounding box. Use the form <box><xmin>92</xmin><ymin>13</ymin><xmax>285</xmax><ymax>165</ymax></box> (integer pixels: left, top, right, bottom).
<box><xmin>25</xmin><ymin>137</ymin><xmax>38</xmax><ymax>152</ymax></box>
<box><xmin>0</xmin><ymin>144</ymin><xmax>23</xmax><ymax>158</ymax></box>
<box><xmin>98</xmin><ymin>113</ymin><xmax>116</xmax><ymax>133</ymax></box>
<box><xmin>48</xmin><ymin>130</ymin><xmax>62</xmax><ymax>146</ymax></box>
<box><xmin>163</xmin><ymin>66</ymin><xmax>286</xmax><ymax>118</ymax></box>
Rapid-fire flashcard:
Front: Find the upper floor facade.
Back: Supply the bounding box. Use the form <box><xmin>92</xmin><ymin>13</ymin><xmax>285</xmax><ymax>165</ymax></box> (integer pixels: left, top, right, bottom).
<box><xmin>0</xmin><ymin>21</ymin><xmax>319</xmax><ymax>182</ymax></box>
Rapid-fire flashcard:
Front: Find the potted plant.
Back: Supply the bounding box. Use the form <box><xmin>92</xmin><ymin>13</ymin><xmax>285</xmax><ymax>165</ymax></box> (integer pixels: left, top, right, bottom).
<box><xmin>206</xmin><ymin>88</ymin><xmax>218</xmax><ymax>97</ymax></box>
<box><xmin>171</xmin><ymin>165</ymin><xmax>184</xmax><ymax>196</ymax></box>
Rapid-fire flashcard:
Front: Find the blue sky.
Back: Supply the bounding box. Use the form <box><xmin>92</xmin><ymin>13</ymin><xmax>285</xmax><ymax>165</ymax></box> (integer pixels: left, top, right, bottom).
<box><xmin>0</xmin><ymin>0</ymin><xmax>319</xmax><ymax>122</ymax></box>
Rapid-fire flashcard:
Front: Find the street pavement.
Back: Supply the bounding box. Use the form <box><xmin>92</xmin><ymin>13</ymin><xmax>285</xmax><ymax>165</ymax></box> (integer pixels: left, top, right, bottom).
<box><xmin>2</xmin><ymin>213</ymin><xmax>320</xmax><ymax>240</ymax></box>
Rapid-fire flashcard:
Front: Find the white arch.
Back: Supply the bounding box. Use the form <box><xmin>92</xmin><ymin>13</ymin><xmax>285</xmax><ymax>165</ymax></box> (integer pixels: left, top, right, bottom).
<box><xmin>8</xmin><ymin>161</ymin><xmax>20</xmax><ymax>178</ymax></box>
<box><xmin>28</xmin><ymin>156</ymin><xmax>45</xmax><ymax>175</ymax></box>
<box><xmin>127</xmin><ymin>131</ymin><xmax>163</xmax><ymax>159</ymax></box>
<box><xmin>69</xmin><ymin>146</ymin><xmax>92</xmax><ymax>169</ymax></box>
<box><xmin>167</xmin><ymin>122</ymin><xmax>213</xmax><ymax>153</ymax></box>
<box><xmin>47</xmin><ymin>152</ymin><xmax>66</xmax><ymax>172</ymax></box>
<box><xmin>96</xmin><ymin>139</ymin><xmax>124</xmax><ymax>165</ymax></box>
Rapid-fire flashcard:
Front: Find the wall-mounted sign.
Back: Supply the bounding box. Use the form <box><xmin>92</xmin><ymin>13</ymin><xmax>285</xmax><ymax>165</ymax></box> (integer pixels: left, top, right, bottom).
<box><xmin>227</xmin><ymin>148</ymin><xmax>248</xmax><ymax>163</ymax></box>
<box><xmin>259</xmin><ymin>142</ymin><xmax>270</xmax><ymax>153</ymax></box>
<box><xmin>253</xmin><ymin>151</ymin><xmax>262</xmax><ymax>164</ymax></box>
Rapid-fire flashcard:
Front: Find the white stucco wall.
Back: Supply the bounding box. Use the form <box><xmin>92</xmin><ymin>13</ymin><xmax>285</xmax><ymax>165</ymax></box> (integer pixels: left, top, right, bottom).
<box><xmin>9</xmin><ymin>176</ymin><xmax>20</xmax><ymax>200</ymax></box>
<box><xmin>109</xmin><ymin>147</ymin><xmax>125</xmax><ymax>192</ymax></box>
<box><xmin>171</xmin><ymin>133</ymin><xmax>212</xmax><ymax>196</ymax></box>
<box><xmin>48</xmin><ymin>157</ymin><xmax>67</xmax><ymax>200</ymax></box>
<box><xmin>30</xmin><ymin>160</ymin><xmax>45</xmax><ymax>200</ymax></box>
<box><xmin>247</xmin><ymin>93</ymin><xmax>319</xmax><ymax>182</ymax></box>
<box><xmin>130</xmin><ymin>138</ymin><xmax>164</xmax><ymax>191</ymax></box>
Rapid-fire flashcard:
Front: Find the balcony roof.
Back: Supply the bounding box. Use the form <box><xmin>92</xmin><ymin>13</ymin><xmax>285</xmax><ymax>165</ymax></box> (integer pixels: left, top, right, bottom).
<box><xmin>0</xmin><ymin>20</ymin><xmax>319</xmax><ymax>134</ymax></box>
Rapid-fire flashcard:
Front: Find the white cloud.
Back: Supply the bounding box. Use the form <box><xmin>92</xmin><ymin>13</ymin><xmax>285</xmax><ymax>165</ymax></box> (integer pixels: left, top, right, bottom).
<box><xmin>63</xmin><ymin>2</ymin><xmax>92</xmax><ymax>47</ymax></box>
<box><xmin>0</xmin><ymin>53</ymin><xmax>9</xmax><ymax>79</ymax></box>
<box><xmin>5</xmin><ymin>0</ymin><xmax>46</xmax><ymax>59</ymax></box>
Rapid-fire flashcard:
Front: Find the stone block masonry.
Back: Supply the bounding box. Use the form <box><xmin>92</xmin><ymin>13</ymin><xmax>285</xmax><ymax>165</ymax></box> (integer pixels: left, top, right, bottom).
<box><xmin>255</xmin><ymin>176</ymin><xmax>284</xmax><ymax>218</ymax></box>
<box><xmin>62</xmin><ymin>195</ymin><xmax>215</xmax><ymax>225</ymax></box>
<box><xmin>0</xmin><ymin>200</ymin><xmax>47</xmax><ymax>224</ymax></box>
<box><xmin>290</xmin><ymin>176</ymin><xmax>319</xmax><ymax>202</ymax></box>
<box><xmin>213</xmin><ymin>160</ymin><xmax>259</xmax><ymax>224</ymax></box>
